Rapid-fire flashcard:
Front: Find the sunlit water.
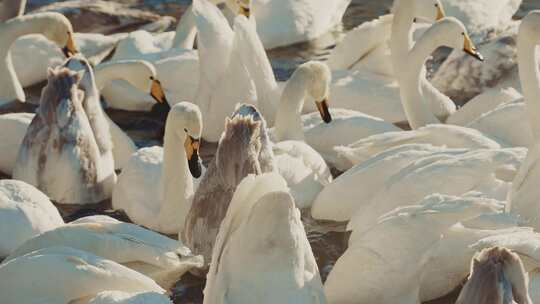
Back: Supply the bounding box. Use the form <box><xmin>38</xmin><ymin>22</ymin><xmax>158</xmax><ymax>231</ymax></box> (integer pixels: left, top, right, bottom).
<box><xmin>5</xmin><ymin>1</ymin><xmax>540</xmax><ymax>303</ymax></box>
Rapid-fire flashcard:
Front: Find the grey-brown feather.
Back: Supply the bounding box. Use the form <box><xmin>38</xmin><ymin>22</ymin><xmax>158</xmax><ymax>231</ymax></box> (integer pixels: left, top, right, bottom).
<box><xmin>183</xmin><ymin>107</ymin><xmax>276</xmax><ymax>271</ymax></box>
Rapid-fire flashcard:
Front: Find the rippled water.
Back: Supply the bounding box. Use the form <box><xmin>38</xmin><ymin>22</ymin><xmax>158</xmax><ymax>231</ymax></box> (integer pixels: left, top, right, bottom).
<box><xmin>8</xmin><ymin>0</ymin><xmax>540</xmax><ymax>303</ymax></box>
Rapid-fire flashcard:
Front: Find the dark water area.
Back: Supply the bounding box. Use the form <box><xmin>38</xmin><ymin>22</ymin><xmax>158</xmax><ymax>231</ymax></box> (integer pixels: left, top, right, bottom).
<box><xmin>4</xmin><ymin>0</ymin><xmax>540</xmax><ymax>303</ymax></box>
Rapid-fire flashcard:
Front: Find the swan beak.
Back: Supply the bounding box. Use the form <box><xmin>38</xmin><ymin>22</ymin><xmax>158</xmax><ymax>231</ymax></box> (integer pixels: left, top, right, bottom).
<box><xmin>185</xmin><ymin>135</ymin><xmax>202</xmax><ymax>178</ymax></box>
<box><xmin>435</xmin><ymin>4</ymin><xmax>445</xmax><ymax>21</ymax></box>
<box><xmin>463</xmin><ymin>34</ymin><xmax>484</xmax><ymax>62</ymax></box>
<box><xmin>316</xmin><ymin>99</ymin><xmax>332</xmax><ymax>123</ymax></box>
<box><xmin>62</xmin><ymin>31</ymin><xmax>78</xmax><ymax>57</ymax></box>
<box><xmin>239</xmin><ymin>6</ymin><xmax>250</xmax><ymax>17</ymax></box>
<box><xmin>150</xmin><ymin>77</ymin><xmax>169</xmax><ymax>105</ymax></box>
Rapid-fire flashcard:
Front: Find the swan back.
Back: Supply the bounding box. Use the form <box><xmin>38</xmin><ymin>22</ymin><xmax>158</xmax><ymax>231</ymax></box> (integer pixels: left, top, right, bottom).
<box><xmin>456</xmin><ymin>247</ymin><xmax>532</xmax><ymax>304</ymax></box>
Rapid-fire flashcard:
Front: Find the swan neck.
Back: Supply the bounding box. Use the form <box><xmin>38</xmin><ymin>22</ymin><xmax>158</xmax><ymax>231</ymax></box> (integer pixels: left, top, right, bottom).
<box><xmin>273</xmin><ymin>72</ymin><xmax>307</xmax><ymax>141</ymax></box>
<box><xmin>161</xmin><ymin>120</ymin><xmax>193</xmax><ymax>221</ymax></box>
<box><xmin>390</xmin><ymin>1</ymin><xmax>415</xmax><ymax>75</ymax></box>
<box><xmin>0</xmin><ymin>15</ymin><xmax>52</xmax><ymax>51</ymax></box>
<box><xmin>517</xmin><ymin>32</ymin><xmax>540</xmax><ymax>142</ymax></box>
<box><xmin>399</xmin><ymin>26</ymin><xmax>440</xmax><ymax>128</ymax></box>
<box><xmin>172</xmin><ymin>5</ymin><xmax>197</xmax><ymax>49</ymax></box>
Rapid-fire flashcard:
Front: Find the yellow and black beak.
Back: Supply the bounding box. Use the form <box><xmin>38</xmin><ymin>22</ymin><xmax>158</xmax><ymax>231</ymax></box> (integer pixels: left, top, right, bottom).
<box><xmin>316</xmin><ymin>99</ymin><xmax>332</xmax><ymax>123</ymax></box>
<box><xmin>463</xmin><ymin>33</ymin><xmax>484</xmax><ymax>62</ymax></box>
<box><xmin>150</xmin><ymin>76</ymin><xmax>169</xmax><ymax>104</ymax></box>
<box><xmin>185</xmin><ymin>135</ymin><xmax>202</xmax><ymax>178</ymax></box>
<box><xmin>239</xmin><ymin>5</ymin><xmax>250</xmax><ymax>17</ymax></box>
<box><xmin>435</xmin><ymin>3</ymin><xmax>445</xmax><ymax>21</ymax></box>
<box><xmin>62</xmin><ymin>31</ymin><xmax>78</xmax><ymax>58</ymax></box>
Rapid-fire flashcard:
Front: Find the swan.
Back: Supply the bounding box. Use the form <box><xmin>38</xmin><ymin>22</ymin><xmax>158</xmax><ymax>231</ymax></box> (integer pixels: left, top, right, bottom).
<box><xmin>223</xmin><ymin>0</ymin><xmax>350</xmax><ymax>49</ymax></box>
<box><xmin>0</xmin><ymin>0</ymin><xmax>25</xmax><ymax>22</ymax></box>
<box><xmin>456</xmin><ymin>246</ymin><xmax>532</xmax><ymax>304</ymax></box>
<box><xmin>234</xmin><ymin>15</ymin><xmax>400</xmax><ymax>167</ymax></box>
<box><xmin>5</xmin><ymin>216</ymin><xmax>203</xmax><ymax>290</ymax></box>
<box><xmin>346</xmin><ymin>147</ymin><xmax>525</xmax><ymax>236</ymax></box>
<box><xmin>444</xmin><ymin>11</ymin><xmax>540</xmax><ymax>148</ymax></box>
<box><xmin>0</xmin><ymin>12</ymin><xmax>78</xmax><ymax>106</ymax></box>
<box><xmin>324</xmin><ymin>0</ymin><xmax>456</xmax><ymax>124</ymax></box>
<box><xmin>0</xmin><ymin>179</ymin><xmax>63</xmax><ymax>258</ymax></box>
<box><xmin>112</xmin><ymin>102</ymin><xmax>202</xmax><ymax>234</ymax></box>
<box><xmin>192</xmin><ymin>0</ymin><xmax>258</xmax><ymax>142</ymax></box>
<box><xmin>0</xmin><ymin>246</ymin><xmax>166</xmax><ymax>304</ymax></box>
<box><xmin>203</xmin><ymin>173</ymin><xmax>327</xmax><ymax>304</ymax></box>
<box><xmin>182</xmin><ymin>104</ymin><xmax>275</xmax><ymax>270</ymax></box>
<box><xmin>13</xmin><ymin>67</ymin><xmax>116</xmax><ymax>205</ymax></box>
<box><xmin>324</xmin><ymin>193</ymin><xmax>500</xmax><ymax>304</ymax></box>
<box><xmin>0</xmin><ymin>56</ymin><xmax>169</xmax><ymax>174</ymax></box>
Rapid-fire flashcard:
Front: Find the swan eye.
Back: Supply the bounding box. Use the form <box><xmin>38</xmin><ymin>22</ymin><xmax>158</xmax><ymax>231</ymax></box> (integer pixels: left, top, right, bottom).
<box><xmin>434</xmin><ymin>3</ymin><xmax>438</xmax><ymax>7</ymax></box>
<box><xmin>149</xmin><ymin>76</ymin><xmax>154</xmax><ymax>80</ymax></box>
<box><xmin>184</xmin><ymin>128</ymin><xmax>188</xmax><ymax>133</ymax></box>
<box><xmin>461</xmin><ymin>32</ymin><xmax>465</xmax><ymax>36</ymax></box>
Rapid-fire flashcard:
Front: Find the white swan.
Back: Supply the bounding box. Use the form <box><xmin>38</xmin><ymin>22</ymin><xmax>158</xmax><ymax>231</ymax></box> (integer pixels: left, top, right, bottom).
<box><xmin>0</xmin><ymin>112</ymin><xmax>33</xmax><ymax>175</ymax></box>
<box><xmin>0</xmin><ymin>179</ymin><xmax>63</xmax><ymax>258</ymax></box>
<box><xmin>346</xmin><ymin>147</ymin><xmax>525</xmax><ymax>235</ymax></box>
<box><xmin>223</xmin><ymin>0</ymin><xmax>350</xmax><ymax>49</ymax></box>
<box><xmin>13</xmin><ymin>67</ymin><xmax>117</xmax><ymax>205</ymax></box>
<box><xmin>0</xmin><ymin>246</ymin><xmax>166</xmax><ymax>304</ymax></box>
<box><xmin>325</xmin><ymin>0</ymin><xmax>455</xmax><ymax>124</ymax></box>
<box><xmin>233</xmin><ymin>15</ymin><xmax>399</xmax><ymax>167</ymax></box>
<box><xmin>183</xmin><ymin>105</ymin><xmax>275</xmax><ymax>270</ymax></box>
<box><xmin>0</xmin><ymin>12</ymin><xmax>77</xmax><ymax>106</ymax></box>
<box><xmin>456</xmin><ymin>246</ymin><xmax>532</xmax><ymax>304</ymax></box>
<box><xmin>324</xmin><ymin>193</ymin><xmax>500</xmax><ymax>304</ymax></box>
<box><xmin>112</xmin><ymin>102</ymin><xmax>202</xmax><ymax>234</ymax></box>
<box><xmin>192</xmin><ymin>0</ymin><xmax>257</xmax><ymax>142</ymax></box>
<box><xmin>5</xmin><ymin>216</ymin><xmax>203</xmax><ymax>290</ymax></box>
<box><xmin>0</xmin><ymin>0</ymin><xmax>25</xmax><ymax>22</ymax></box>
<box><xmin>204</xmin><ymin>173</ymin><xmax>327</xmax><ymax>304</ymax></box>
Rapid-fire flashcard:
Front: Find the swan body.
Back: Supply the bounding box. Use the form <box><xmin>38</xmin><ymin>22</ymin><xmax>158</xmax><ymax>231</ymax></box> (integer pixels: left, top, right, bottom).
<box><xmin>311</xmin><ymin>144</ymin><xmax>469</xmax><ymax>221</ymax></box>
<box><xmin>6</xmin><ymin>217</ymin><xmax>203</xmax><ymax>290</ymax></box>
<box><xmin>12</xmin><ymin>32</ymin><xmax>124</xmax><ymax>89</ymax></box>
<box><xmin>203</xmin><ymin>173</ymin><xmax>326</xmax><ymax>304</ymax></box>
<box><xmin>0</xmin><ymin>246</ymin><xmax>165</xmax><ymax>304</ymax></box>
<box><xmin>183</xmin><ymin>105</ymin><xmax>275</xmax><ymax>269</ymax></box>
<box><xmin>456</xmin><ymin>246</ymin><xmax>532</xmax><ymax>304</ymax></box>
<box><xmin>13</xmin><ymin>67</ymin><xmax>116</xmax><ymax>205</ymax></box>
<box><xmin>112</xmin><ymin>102</ymin><xmax>203</xmax><ymax>234</ymax></box>
<box><xmin>334</xmin><ymin>124</ymin><xmax>501</xmax><ymax>171</ymax></box>
<box><xmin>0</xmin><ymin>12</ymin><xmax>77</xmax><ymax>106</ymax></box>
<box><xmin>0</xmin><ymin>112</ymin><xmax>33</xmax><ymax>175</ymax></box>
<box><xmin>347</xmin><ymin>147</ymin><xmax>526</xmax><ymax>235</ymax></box>
<box><xmin>0</xmin><ymin>179</ymin><xmax>63</xmax><ymax>257</ymax></box>
<box><xmin>325</xmin><ymin>193</ymin><xmax>500</xmax><ymax>304</ymax></box>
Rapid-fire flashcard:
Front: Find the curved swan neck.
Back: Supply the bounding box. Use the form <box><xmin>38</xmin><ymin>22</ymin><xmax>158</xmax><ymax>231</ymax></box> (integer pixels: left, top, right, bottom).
<box><xmin>517</xmin><ymin>24</ymin><xmax>540</xmax><ymax>142</ymax></box>
<box><xmin>273</xmin><ymin>69</ymin><xmax>308</xmax><ymax>142</ymax></box>
<box><xmin>172</xmin><ymin>5</ymin><xmax>197</xmax><ymax>49</ymax></box>
<box><xmin>399</xmin><ymin>23</ymin><xmax>441</xmax><ymax>128</ymax></box>
<box><xmin>161</xmin><ymin>118</ymin><xmax>193</xmax><ymax>220</ymax></box>
<box><xmin>94</xmin><ymin>61</ymin><xmax>152</xmax><ymax>92</ymax></box>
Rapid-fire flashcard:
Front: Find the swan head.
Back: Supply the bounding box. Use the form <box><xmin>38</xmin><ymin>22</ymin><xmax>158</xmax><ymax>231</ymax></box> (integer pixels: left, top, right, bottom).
<box><xmin>456</xmin><ymin>247</ymin><xmax>531</xmax><ymax>304</ymax></box>
<box><xmin>216</xmin><ymin>111</ymin><xmax>264</xmax><ymax>188</ymax></box>
<box><xmin>427</xmin><ymin>17</ymin><xmax>484</xmax><ymax>62</ymax></box>
<box><xmin>393</xmin><ymin>0</ymin><xmax>445</xmax><ymax>23</ymax></box>
<box><xmin>167</xmin><ymin>102</ymin><xmax>203</xmax><ymax>178</ymax></box>
<box><xmin>301</xmin><ymin>61</ymin><xmax>332</xmax><ymax>123</ymax></box>
<box><xmin>38</xmin><ymin>67</ymin><xmax>82</xmax><ymax>126</ymax></box>
<box><xmin>225</xmin><ymin>0</ymin><xmax>251</xmax><ymax>17</ymax></box>
<box><xmin>519</xmin><ymin>11</ymin><xmax>540</xmax><ymax>43</ymax></box>
<box><xmin>39</xmin><ymin>13</ymin><xmax>78</xmax><ymax>57</ymax></box>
